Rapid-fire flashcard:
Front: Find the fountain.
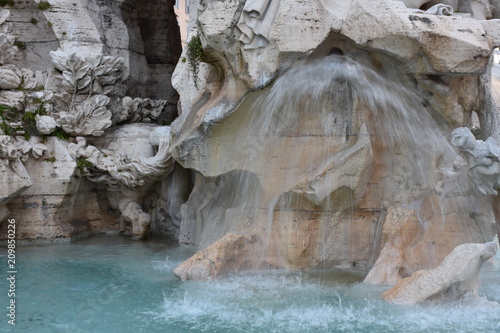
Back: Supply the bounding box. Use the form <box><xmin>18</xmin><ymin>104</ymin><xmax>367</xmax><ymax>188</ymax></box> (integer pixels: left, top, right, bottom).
<box><xmin>171</xmin><ymin>0</ymin><xmax>499</xmax><ymax>289</ymax></box>
<box><xmin>2</xmin><ymin>0</ymin><xmax>500</xmax><ymax>330</ymax></box>
<box><xmin>173</xmin><ymin>53</ymin><xmax>490</xmax><ymax>280</ymax></box>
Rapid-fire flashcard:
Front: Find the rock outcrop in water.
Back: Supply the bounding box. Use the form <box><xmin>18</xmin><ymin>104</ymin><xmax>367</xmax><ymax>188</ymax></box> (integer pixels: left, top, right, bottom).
<box><xmin>172</xmin><ymin>0</ymin><xmax>499</xmax><ymax>280</ymax></box>
<box><xmin>174</xmin><ymin>232</ymin><xmax>262</xmax><ymax>281</ymax></box>
<box><xmin>1</xmin><ymin>0</ymin><xmax>499</xmax><ymax>291</ymax></box>
<box><xmin>382</xmin><ymin>241</ymin><xmax>498</xmax><ymax>305</ymax></box>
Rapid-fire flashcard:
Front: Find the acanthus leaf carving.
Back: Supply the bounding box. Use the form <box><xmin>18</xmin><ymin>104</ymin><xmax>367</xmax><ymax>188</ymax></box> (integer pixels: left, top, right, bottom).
<box><xmin>48</xmin><ymin>49</ymin><xmax>126</xmax><ymax>137</ymax></box>
<box><xmin>0</xmin><ymin>65</ymin><xmax>22</xmax><ymax>90</ymax></box>
<box><xmin>12</xmin><ymin>137</ymin><xmax>48</xmax><ymax>160</ymax></box>
<box><xmin>113</xmin><ymin>96</ymin><xmax>167</xmax><ymax>124</ymax></box>
<box><xmin>49</xmin><ymin>49</ymin><xmax>125</xmax><ymax>98</ymax></box>
<box><xmin>50</xmin><ymin>50</ymin><xmax>71</xmax><ymax>73</ymax></box>
<box><xmin>57</xmin><ymin>94</ymin><xmax>112</xmax><ymax>137</ymax></box>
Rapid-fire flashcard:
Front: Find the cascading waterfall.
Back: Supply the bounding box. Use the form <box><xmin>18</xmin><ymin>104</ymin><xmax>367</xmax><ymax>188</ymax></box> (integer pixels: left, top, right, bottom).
<box><xmin>6</xmin><ymin>1</ymin><xmax>500</xmax><ymax>331</ymax></box>
<box><xmin>192</xmin><ymin>54</ymin><xmax>479</xmax><ymax>271</ymax></box>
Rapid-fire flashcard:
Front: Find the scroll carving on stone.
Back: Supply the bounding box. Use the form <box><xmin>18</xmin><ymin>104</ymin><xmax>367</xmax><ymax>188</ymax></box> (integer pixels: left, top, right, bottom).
<box><xmin>68</xmin><ymin>126</ymin><xmax>174</xmax><ymax>188</ymax></box>
<box><xmin>408</xmin><ymin>4</ymin><xmax>454</xmax><ymax>15</ymax></box>
<box><xmin>68</xmin><ymin>125</ymin><xmax>175</xmax><ymax>237</ymax></box>
<box><xmin>401</xmin><ymin>0</ymin><xmax>497</xmax><ymax>19</ymax></box>
<box><xmin>237</xmin><ymin>0</ymin><xmax>280</xmax><ymax>49</ymax></box>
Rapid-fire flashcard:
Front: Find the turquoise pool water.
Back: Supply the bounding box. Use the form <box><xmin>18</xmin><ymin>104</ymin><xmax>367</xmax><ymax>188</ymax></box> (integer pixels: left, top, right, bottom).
<box><xmin>1</xmin><ymin>236</ymin><xmax>499</xmax><ymax>332</ymax></box>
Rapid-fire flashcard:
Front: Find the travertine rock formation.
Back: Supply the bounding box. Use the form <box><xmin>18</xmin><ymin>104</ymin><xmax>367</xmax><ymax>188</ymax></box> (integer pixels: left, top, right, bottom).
<box><xmin>382</xmin><ymin>241</ymin><xmax>498</xmax><ymax>305</ymax></box>
<box><xmin>0</xmin><ymin>135</ymin><xmax>31</xmax><ymax>223</ymax></box>
<box><xmin>0</xmin><ymin>1</ymin><xmax>182</xmax><ymax>240</ymax></box>
<box><xmin>174</xmin><ymin>232</ymin><xmax>262</xmax><ymax>281</ymax></box>
<box><xmin>364</xmin><ymin>199</ymin><xmax>494</xmax><ymax>285</ymax></box>
<box><xmin>1</xmin><ymin>0</ymin><xmax>499</xmax><ymax>293</ymax></box>
<box><xmin>172</xmin><ymin>0</ymin><xmax>500</xmax><ymax>279</ymax></box>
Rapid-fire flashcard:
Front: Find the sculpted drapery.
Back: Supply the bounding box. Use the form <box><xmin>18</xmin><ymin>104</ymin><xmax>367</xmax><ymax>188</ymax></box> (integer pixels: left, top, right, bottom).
<box><xmin>237</xmin><ymin>0</ymin><xmax>280</xmax><ymax>49</ymax></box>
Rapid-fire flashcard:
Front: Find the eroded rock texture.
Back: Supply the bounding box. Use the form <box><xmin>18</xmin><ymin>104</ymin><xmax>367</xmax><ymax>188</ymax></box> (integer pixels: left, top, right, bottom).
<box><xmin>382</xmin><ymin>241</ymin><xmax>498</xmax><ymax>305</ymax></box>
<box><xmin>0</xmin><ymin>0</ymin><xmax>183</xmax><ymax>241</ymax></box>
<box><xmin>1</xmin><ymin>0</ymin><xmax>499</xmax><ymax>291</ymax></box>
<box><xmin>172</xmin><ymin>0</ymin><xmax>500</xmax><ymax>280</ymax></box>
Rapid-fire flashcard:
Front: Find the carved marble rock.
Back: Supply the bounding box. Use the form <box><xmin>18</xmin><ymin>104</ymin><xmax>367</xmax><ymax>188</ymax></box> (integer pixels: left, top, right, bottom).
<box><xmin>0</xmin><ymin>1</ymin><xmax>180</xmax><ymax>238</ymax></box>
<box><xmin>237</xmin><ymin>0</ymin><xmax>281</xmax><ymax>49</ymax></box>
<box><xmin>173</xmin><ymin>232</ymin><xmax>261</xmax><ymax>281</ymax></box>
<box><xmin>449</xmin><ymin>127</ymin><xmax>500</xmax><ymax>196</ymax></box>
<box><xmin>178</xmin><ymin>0</ymin><xmax>496</xmax><ymax>129</ymax></box>
<box><xmin>171</xmin><ymin>0</ymin><xmax>499</xmax><ymax>280</ymax></box>
<box><xmin>383</xmin><ymin>242</ymin><xmax>498</xmax><ymax>305</ymax></box>
<box><xmin>0</xmin><ymin>135</ymin><xmax>32</xmax><ymax>222</ymax></box>
<box><xmin>68</xmin><ymin>124</ymin><xmax>175</xmax><ymax>237</ymax></box>
<box><xmin>69</xmin><ymin>125</ymin><xmax>174</xmax><ymax>188</ymax></box>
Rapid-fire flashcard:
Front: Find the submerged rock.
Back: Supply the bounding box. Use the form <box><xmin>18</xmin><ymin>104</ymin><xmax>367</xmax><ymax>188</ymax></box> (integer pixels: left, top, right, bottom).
<box><xmin>382</xmin><ymin>241</ymin><xmax>498</xmax><ymax>305</ymax></box>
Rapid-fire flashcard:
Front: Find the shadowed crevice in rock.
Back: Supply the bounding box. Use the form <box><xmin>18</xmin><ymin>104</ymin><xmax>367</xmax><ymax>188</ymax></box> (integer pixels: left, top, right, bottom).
<box><xmin>120</xmin><ymin>0</ymin><xmax>181</xmax><ymax>123</ymax></box>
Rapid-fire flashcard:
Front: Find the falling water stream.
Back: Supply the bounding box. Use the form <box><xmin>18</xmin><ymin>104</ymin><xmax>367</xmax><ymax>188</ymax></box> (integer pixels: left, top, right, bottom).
<box><xmin>206</xmin><ymin>55</ymin><xmax>461</xmax><ymax>207</ymax></box>
<box><xmin>2</xmin><ymin>57</ymin><xmax>498</xmax><ymax>332</ymax></box>
<box><xmin>185</xmin><ymin>55</ymin><xmax>478</xmax><ymax>270</ymax></box>
<box><xmin>2</xmin><ymin>235</ymin><xmax>499</xmax><ymax>333</ymax></box>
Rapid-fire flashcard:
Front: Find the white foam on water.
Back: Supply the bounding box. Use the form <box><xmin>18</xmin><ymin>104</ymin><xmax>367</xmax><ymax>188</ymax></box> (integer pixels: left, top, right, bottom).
<box><xmin>151</xmin><ymin>256</ymin><xmax>183</xmax><ymax>272</ymax></box>
<box><xmin>149</xmin><ymin>269</ymin><xmax>500</xmax><ymax>333</ymax></box>
<box><xmin>11</xmin><ymin>236</ymin><xmax>500</xmax><ymax>333</ymax></box>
